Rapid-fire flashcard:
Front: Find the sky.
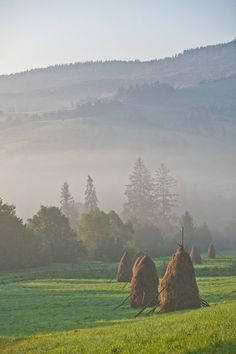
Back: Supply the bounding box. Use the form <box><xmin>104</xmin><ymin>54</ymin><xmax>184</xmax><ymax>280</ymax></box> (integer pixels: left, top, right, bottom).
<box><xmin>0</xmin><ymin>0</ymin><xmax>236</xmax><ymax>74</ymax></box>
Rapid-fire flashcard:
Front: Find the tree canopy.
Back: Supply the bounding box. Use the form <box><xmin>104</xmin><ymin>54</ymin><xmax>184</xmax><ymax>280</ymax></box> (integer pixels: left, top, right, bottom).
<box><xmin>27</xmin><ymin>206</ymin><xmax>79</xmax><ymax>263</ymax></box>
<box><xmin>79</xmin><ymin>209</ymin><xmax>133</xmax><ymax>261</ymax></box>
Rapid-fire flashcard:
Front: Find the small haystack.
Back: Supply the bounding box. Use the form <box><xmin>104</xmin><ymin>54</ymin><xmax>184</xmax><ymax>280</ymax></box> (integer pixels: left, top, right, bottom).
<box><xmin>117</xmin><ymin>251</ymin><xmax>132</xmax><ymax>282</ymax></box>
<box><xmin>130</xmin><ymin>255</ymin><xmax>158</xmax><ymax>308</ymax></box>
<box><xmin>160</xmin><ymin>246</ymin><xmax>200</xmax><ymax>312</ymax></box>
<box><xmin>190</xmin><ymin>245</ymin><xmax>202</xmax><ymax>264</ymax></box>
<box><xmin>208</xmin><ymin>243</ymin><xmax>216</xmax><ymax>259</ymax></box>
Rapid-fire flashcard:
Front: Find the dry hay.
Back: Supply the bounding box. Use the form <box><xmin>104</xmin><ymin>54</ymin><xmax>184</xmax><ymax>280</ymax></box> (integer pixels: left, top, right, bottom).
<box><xmin>117</xmin><ymin>251</ymin><xmax>132</xmax><ymax>282</ymax></box>
<box><xmin>160</xmin><ymin>246</ymin><xmax>200</xmax><ymax>312</ymax></box>
<box><xmin>129</xmin><ymin>255</ymin><xmax>159</xmax><ymax>308</ymax></box>
<box><xmin>132</xmin><ymin>251</ymin><xmax>145</xmax><ymax>267</ymax></box>
<box><xmin>208</xmin><ymin>243</ymin><xmax>216</xmax><ymax>259</ymax></box>
<box><xmin>190</xmin><ymin>245</ymin><xmax>202</xmax><ymax>264</ymax></box>
<box><xmin>132</xmin><ymin>253</ymin><xmax>145</xmax><ymax>275</ymax></box>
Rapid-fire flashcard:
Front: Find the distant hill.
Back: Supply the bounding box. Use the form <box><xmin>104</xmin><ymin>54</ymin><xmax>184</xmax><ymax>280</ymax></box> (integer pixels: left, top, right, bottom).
<box><xmin>0</xmin><ymin>39</ymin><xmax>235</xmax><ymax>112</ymax></box>
<box><xmin>13</xmin><ymin>74</ymin><xmax>233</xmax><ymax>140</ymax></box>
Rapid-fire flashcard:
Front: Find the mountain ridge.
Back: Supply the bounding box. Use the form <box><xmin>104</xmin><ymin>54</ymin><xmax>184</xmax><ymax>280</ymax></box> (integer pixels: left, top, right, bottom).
<box><xmin>0</xmin><ymin>39</ymin><xmax>235</xmax><ymax>112</ymax></box>
<box><xmin>1</xmin><ymin>38</ymin><xmax>235</xmax><ymax>78</ymax></box>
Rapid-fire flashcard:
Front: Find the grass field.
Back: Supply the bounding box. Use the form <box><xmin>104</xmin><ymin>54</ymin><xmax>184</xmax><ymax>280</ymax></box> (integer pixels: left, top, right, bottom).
<box><xmin>0</xmin><ymin>254</ymin><xmax>236</xmax><ymax>353</ymax></box>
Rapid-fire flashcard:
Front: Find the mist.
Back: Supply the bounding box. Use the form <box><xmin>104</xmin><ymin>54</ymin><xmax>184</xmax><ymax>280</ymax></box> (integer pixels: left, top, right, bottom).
<box><xmin>0</xmin><ymin>122</ymin><xmax>235</xmax><ymax>232</ymax></box>
<box><xmin>0</xmin><ymin>40</ymin><xmax>236</xmax><ymax>236</ymax></box>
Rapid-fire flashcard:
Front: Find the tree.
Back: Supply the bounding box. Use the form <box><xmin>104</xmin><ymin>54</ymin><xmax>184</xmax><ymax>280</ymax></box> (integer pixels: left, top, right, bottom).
<box><xmin>60</xmin><ymin>182</ymin><xmax>79</xmax><ymax>231</ymax></box>
<box><xmin>27</xmin><ymin>206</ymin><xmax>79</xmax><ymax>263</ymax></box>
<box><xmin>154</xmin><ymin>163</ymin><xmax>178</xmax><ymax>224</ymax></box>
<box><xmin>179</xmin><ymin>212</ymin><xmax>212</xmax><ymax>252</ymax></box>
<box><xmin>194</xmin><ymin>222</ymin><xmax>212</xmax><ymax>252</ymax></box>
<box><xmin>84</xmin><ymin>175</ymin><xmax>98</xmax><ymax>213</ymax></box>
<box><xmin>124</xmin><ymin>157</ymin><xmax>154</xmax><ymax>224</ymax></box>
<box><xmin>0</xmin><ymin>198</ymin><xmax>37</xmax><ymax>270</ymax></box>
<box><xmin>60</xmin><ymin>182</ymin><xmax>73</xmax><ymax>216</ymax></box>
<box><xmin>180</xmin><ymin>211</ymin><xmax>195</xmax><ymax>250</ymax></box>
<box><xmin>79</xmin><ymin>209</ymin><xmax>133</xmax><ymax>261</ymax></box>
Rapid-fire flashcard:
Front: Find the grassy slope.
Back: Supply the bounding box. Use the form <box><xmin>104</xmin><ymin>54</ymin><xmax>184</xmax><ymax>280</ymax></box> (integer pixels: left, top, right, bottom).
<box><xmin>1</xmin><ymin>302</ymin><xmax>236</xmax><ymax>354</ymax></box>
<box><xmin>0</xmin><ymin>255</ymin><xmax>236</xmax><ymax>353</ymax></box>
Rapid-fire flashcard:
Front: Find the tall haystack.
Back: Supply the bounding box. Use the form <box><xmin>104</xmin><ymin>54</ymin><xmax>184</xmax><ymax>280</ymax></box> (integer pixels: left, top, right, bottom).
<box><xmin>160</xmin><ymin>246</ymin><xmax>200</xmax><ymax>312</ymax></box>
<box><xmin>208</xmin><ymin>243</ymin><xmax>216</xmax><ymax>259</ymax></box>
<box><xmin>190</xmin><ymin>245</ymin><xmax>202</xmax><ymax>264</ymax></box>
<box><xmin>132</xmin><ymin>253</ymin><xmax>145</xmax><ymax>275</ymax></box>
<box><xmin>130</xmin><ymin>255</ymin><xmax>159</xmax><ymax>308</ymax></box>
<box><xmin>117</xmin><ymin>251</ymin><xmax>132</xmax><ymax>282</ymax></box>
<box><xmin>132</xmin><ymin>251</ymin><xmax>145</xmax><ymax>267</ymax></box>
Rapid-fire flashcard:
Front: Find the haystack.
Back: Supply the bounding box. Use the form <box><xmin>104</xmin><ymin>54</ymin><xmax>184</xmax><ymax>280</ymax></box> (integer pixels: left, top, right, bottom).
<box><xmin>208</xmin><ymin>243</ymin><xmax>216</xmax><ymax>259</ymax></box>
<box><xmin>160</xmin><ymin>246</ymin><xmax>200</xmax><ymax>312</ymax></box>
<box><xmin>117</xmin><ymin>251</ymin><xmax>132</xmax><ymax>282</ymax></box>
<box><xmin>132</xmin><ymin>253</ymin><xmax>145</xmax><ymax>274</ymax></box>
<box><xmin>190</xmin><ymin>245</ymin><xmax>202</xmax><ymax>264</ymax></box>
<box><xmin>130</xmin><ymin>255</ymin><xmax>158</xmax><ymax>308</ymax></box>
<box><xmin>132</xmin><ymin>251</ymin><xmax>145</xmax><ymax>267</ymax></box>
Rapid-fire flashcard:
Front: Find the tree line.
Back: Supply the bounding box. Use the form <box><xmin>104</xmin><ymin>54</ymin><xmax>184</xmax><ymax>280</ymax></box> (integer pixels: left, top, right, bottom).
<box><xmin>1</xmin><ymin>158</ymin><xmax>213</xmax><ymax>271</ymax></box>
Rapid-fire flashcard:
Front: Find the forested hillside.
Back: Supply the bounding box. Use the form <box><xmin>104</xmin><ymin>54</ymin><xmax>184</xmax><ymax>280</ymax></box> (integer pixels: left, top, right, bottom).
<box><xmin>0</xmin><ymin>39</ymin><xmax>235</xmax><ymax>112</ymax></box>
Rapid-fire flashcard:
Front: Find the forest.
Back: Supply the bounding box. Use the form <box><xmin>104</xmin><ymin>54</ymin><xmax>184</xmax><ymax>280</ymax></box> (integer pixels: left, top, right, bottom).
<box><xmin>1</xmin><ymin>157</ymin><xmax>229</xmax><ymax>272</ymax></box>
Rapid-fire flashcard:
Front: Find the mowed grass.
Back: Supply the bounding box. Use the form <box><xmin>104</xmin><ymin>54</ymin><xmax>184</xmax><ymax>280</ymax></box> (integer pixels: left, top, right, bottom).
<box><xmin>1</xmin><ymin>302</ymin><xmax>236</xmax><ymax>354</ymax></box>
<box><xmin>0</xmin><ymin>254</ymin><xmax>236</xmax><ymax>353</ymax></box>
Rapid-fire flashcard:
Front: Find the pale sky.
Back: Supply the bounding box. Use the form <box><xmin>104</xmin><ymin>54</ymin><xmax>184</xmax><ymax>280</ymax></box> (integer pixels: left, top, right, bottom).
<box><xmin>0</xmin><ymin>0</ymin><xmax>236</xmax><ymax>75</ymax></box>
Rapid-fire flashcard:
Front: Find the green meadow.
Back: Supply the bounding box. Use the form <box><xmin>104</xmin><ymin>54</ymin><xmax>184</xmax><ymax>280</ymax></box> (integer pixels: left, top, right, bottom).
<box><xmin>0</xmin><ymin>254</ymin><xmax>236</xmax><ymax>353</ymax></box>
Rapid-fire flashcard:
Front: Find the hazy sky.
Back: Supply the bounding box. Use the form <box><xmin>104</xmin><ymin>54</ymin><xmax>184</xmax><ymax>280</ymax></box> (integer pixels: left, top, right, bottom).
<box><xmin>1</xmin><ymin>0</ymin><xmax>236</xmax><ymax>74</ymax></box>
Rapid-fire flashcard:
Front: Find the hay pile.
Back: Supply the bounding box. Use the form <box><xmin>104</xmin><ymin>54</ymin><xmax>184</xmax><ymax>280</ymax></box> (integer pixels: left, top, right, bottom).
<box><xmin>190</xmin><ymin>245</ymin><xmax>202</xmax><ymax>264</ymax></box>
<box><xmin>208</xmin><ymin>243</ymin><xmax>216</xmax><ymax>258</ymax></box>
<box><xmin>132</xmin><ymin>251</ymin><xmax>145</xmax><ymax>267</ymax></box>
<box><xmin>117</xmin><ymin>251</ymin><xmax>132</xmax><ymax>282</ymax></box>
<box><xmin>132</xmin><ymin>253</ymin><xmax>145</xmax><ymax>274</ymax></box>
<box><xmin>130</xmin><ymin>255</ymin><xmax>158</xmax><ymax>308</ymax></box>
<box><xmin>160</xmin><ymin>246</ymin><xmax>200</xmax><ymax>312</ymax></box>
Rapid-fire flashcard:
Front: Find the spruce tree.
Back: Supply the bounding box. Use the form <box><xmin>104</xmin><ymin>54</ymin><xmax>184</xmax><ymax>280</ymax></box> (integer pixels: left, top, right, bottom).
<box><xmin>84</xmin><ymin>175</ymin><xmax>98</xmax><ymax>213</ymax></box>
<box><xmin>154</xmin><ymin>163</ymin><xmax>178</xmax><ymax>224</ymax></box>
<box><xmin>60</xmin><ymin>182</ymin><xmax>73</xmax><ymax>216</ymax></box>
<box><xmin>60</xmin><ymin>182</ymin><xmax>78</xmax><ymax>230</ymax></box>
<box><xmin>124</xmin><ymin>157</ymin><xmax>154</xmax><ymax>224</ymax></box>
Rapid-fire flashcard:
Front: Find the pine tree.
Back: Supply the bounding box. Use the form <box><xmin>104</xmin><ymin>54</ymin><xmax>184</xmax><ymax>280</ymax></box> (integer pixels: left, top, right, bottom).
<box><xmin>154</xmin><ymin>163</ymin><xmax>178</xmax><ymax>224</ymax></box>
<box><xmin>60</xmin><ymin>182</ymin><xmax>79</xmax><ymax>230</ymax></box>
<box><xmin>84</xmin><ymin>175</ymin><xmax>98</xmax><ymax>213</ymax></box>
<box><xmin>124</xmin><ymin>157</ymin><xmax>154</xmax><ymax>224</ymax></box>
<box><xmin>60</xmin><ymin>182</ymin><xmax>73</xmax><ymax>216</ymax></box>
